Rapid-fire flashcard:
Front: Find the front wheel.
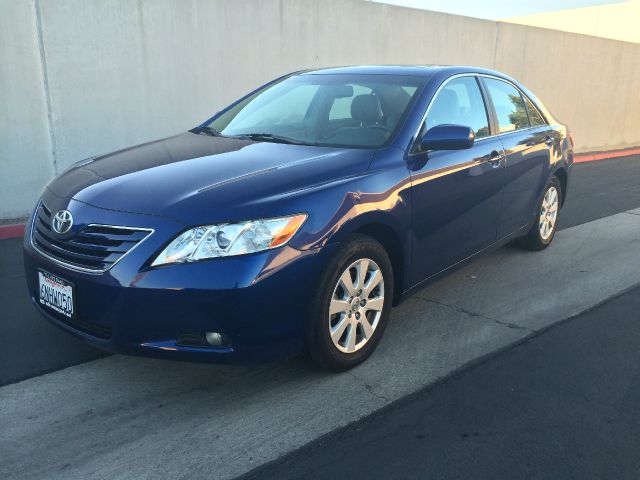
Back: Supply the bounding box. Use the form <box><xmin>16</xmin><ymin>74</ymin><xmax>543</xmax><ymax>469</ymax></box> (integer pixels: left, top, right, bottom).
<box><xmin>517</xmin><ymin>176</ymin><xmax>561</xmax><ymax>251</ymax></box>
<box><xmin>305</xmin><ymin>234</ymin><xmax>393</xmax><ymax>371</ymax></box>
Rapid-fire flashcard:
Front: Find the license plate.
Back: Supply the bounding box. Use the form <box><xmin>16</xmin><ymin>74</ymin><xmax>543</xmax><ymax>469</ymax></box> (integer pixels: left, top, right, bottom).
<box><xmin>38</xmin><ymin>269</ymin><xmax>75</xmax><ymax>319</ymax></box>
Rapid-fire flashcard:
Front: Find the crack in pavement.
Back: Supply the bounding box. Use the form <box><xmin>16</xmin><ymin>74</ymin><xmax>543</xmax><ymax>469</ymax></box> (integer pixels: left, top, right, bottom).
<box><xmin>414</xmin><ymin>295</ymin><xmax>536</xmax><ymax>333</ymax></box>
<box><xmin>347</xmin><ymin>371</ymin><xmax>392</xmax><ymax>404</ymax></box>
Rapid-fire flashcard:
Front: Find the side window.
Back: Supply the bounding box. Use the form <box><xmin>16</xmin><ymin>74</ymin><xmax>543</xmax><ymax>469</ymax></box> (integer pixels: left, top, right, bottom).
<box><xmin>426</xmin><ymin>77</ymin><xmax>490</xmax><ymax>139</ymax></box>
<box><xmin>524</xmin><ymin>96</ymin><xmax>546</xmax><ymax>127</ymax></box>
<box><xmin>483</xmin><ymin>78</ymin><xmax>530</xmax><ymax>133</ymax></box>
<box><xmin>329</xmin><ymin>85</ymin><xmax>373</xmax><ymax>120</ymax></box>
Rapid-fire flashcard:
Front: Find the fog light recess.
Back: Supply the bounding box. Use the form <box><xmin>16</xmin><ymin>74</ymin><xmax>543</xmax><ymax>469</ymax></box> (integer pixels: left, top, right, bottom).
<box><xmin>176</xmin><ymin>331</ymin><xmax>231</xmax><ymax>348</ymax></box>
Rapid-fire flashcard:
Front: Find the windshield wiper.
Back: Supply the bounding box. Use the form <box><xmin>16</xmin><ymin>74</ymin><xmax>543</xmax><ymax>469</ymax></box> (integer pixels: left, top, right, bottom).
<box><xmin>236</xmin><ymin>133</ymin><xmax>312</xmax><ymax>146</ymax></box>
<box><xmin>196</xmin><ymin>126</ymin><xmax>222</xmax><ymax>137</ymax></box>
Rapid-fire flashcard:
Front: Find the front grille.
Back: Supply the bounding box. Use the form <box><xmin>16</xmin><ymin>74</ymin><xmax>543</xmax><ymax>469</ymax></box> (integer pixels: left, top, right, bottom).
<box><xmin>31</xmin><ymin>202</ymin><xmax>153</xmax><ymax>273</ymax></box>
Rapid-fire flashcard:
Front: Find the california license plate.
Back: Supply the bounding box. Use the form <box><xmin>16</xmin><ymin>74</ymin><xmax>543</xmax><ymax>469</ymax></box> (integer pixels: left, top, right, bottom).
<box><xmin>38</xmin><ymin>269</ymin><xmax>75</xmax><ymax>319</ymax></box>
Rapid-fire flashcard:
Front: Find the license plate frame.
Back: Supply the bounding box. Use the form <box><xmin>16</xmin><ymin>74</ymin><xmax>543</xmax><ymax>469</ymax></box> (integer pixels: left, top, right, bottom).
<box><xmin>38</xmin><ymin>269</ymin><xmax>75</xmax><ymax>319</ymax></box>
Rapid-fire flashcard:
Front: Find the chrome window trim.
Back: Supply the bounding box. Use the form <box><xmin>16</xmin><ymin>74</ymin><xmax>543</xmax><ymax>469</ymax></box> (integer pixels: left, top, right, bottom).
<box><xmin>30</xmin><ymin>201</ymin><xmax>154</xmax><ymax>275</ymax></box>
<box><xmin>409</xmin><ymin>72</ymin><xmax>549</xmax><ymax>153</ymax></box>
<box><xmin>521</xmin><ymin>94</ymin><xmax>549</xmax><ymax>129</ymax></box>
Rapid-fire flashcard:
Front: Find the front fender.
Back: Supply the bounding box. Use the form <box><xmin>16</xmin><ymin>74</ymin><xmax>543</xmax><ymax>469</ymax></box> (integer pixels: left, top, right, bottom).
<box><xmin>289</xmin><ymin>148</ymin><xmax>413</xmax><ymax>250</ymax></box>
<box><xmin>288</xmin><ymin>147</ymin><xmax>413</xmax><ymax>295</ymax></box>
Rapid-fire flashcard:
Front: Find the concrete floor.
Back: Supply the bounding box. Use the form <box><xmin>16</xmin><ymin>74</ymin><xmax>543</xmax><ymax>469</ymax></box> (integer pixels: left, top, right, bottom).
<box><xmin>1</xmin><ymin>156</ymin><xmax>640</xmax><ymax>479</ymax></box>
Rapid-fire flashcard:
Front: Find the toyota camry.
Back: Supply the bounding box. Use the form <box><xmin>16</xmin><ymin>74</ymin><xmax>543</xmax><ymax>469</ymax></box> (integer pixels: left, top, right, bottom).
<box><xmin>24</xmin><ymin>66</ymin><xmax>573</xmax><ymax>370</ymax></box>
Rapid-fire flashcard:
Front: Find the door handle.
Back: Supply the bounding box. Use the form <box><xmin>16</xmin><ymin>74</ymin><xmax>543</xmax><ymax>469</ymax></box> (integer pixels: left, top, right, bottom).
<box><xmin>544</xmin><ymin>135</ymin><xmax>554</xmax><ymax>147</ymax></box>
<box><xmin>486</xmin><ymin>150</ymin><xmax>504</xmax><ymax>168</ymax></box>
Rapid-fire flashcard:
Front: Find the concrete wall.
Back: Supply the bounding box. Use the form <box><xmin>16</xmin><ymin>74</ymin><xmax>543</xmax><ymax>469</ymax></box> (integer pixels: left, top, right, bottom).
<box><xmin>1</xmin><ymin>0</ymin><xmax>55</xmax><ymax>220</ymax></box>
<box><xmin>493</xmin><ymin>22</ymin><xmax>640</xmax><ymax>157</ymax></box>
<box><xmin>2</xmin><ymin>0</ymin><xmax>640</xmax><ymax>220</ymax></box>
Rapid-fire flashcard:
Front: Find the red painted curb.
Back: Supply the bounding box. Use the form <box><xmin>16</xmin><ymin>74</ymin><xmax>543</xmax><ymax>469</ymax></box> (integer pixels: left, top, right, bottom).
<box><xmin>574</xmin><ymin>147</ymin><xmax>640</xmax><ymax>163</ymax></box>
<box><xmin>0</xmin><ymin>223</ymin><xmax>25</xmax><ymax>240</ymax></box>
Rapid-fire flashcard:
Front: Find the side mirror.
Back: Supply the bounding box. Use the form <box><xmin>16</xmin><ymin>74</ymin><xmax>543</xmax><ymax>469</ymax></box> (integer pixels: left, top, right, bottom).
<box><xmin>420</xmin><ymin>124</ymin><xmax>475</xmax><ymax>151</ymax></box>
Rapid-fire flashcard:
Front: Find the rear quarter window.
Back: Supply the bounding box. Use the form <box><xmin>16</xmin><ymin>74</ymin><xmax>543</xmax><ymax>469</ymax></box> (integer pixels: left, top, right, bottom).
<box><xmin>524</xmin><ymin>96</ymin><xmax>547</xmax><ymax>127</ymax></box>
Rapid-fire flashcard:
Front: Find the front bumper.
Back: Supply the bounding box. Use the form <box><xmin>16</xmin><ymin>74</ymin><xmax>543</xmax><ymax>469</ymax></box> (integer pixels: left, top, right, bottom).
<box><xmin>24</xmin><ymin>197</ymin><xmax>334</xmax><ymax>363</ymax></box>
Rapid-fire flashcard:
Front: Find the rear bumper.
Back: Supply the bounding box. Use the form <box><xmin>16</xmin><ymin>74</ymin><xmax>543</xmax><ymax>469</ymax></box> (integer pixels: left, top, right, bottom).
<box><xmin>23</xmin><ymin>199</ymin><xmax>334</xmax><ymax>363</ymax></box>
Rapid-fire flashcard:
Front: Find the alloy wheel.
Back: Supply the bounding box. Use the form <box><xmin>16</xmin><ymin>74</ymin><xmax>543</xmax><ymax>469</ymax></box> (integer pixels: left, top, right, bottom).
<box><xmin>328</xmin><ymin>258</ymin><xmax>385</xmax><ymax>354</ymax></box>
<box><xmin>539</xmin><ymin>186</ymin><xmax>559</xmax><ymax>241</ymax></box>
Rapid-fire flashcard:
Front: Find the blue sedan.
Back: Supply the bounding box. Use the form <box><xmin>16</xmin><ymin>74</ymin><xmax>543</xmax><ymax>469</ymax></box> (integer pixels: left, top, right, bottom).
<box><xmin>24</xmin><ymin>65</ymin><xmax>573</xmax><ymax>370</ymax></box>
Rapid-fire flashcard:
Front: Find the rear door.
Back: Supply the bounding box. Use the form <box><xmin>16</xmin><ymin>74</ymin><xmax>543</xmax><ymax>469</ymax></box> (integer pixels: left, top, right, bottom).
<box><xmin>480</xmin><ymin>77</ymin><xmax>554</xmax><ymax>239</ymax></box>
<box><xmin>409</xmin><ymin>75</ymin><xmax>505</xmax><ymax>284</ymax></box>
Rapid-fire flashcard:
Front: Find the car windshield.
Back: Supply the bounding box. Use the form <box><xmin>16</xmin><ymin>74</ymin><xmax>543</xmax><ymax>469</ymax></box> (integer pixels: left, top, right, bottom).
<box><xmin>203</xmin><ymin>73</ymin><xmax>427</xmax><ymax>148</ymax></box>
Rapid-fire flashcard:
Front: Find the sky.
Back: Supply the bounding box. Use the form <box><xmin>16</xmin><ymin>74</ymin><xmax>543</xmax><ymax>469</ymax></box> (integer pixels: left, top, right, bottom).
<box><xmin>367</xmin><ymin>0</ymin><xmax>624</xmax><ymax>19</ymax></box>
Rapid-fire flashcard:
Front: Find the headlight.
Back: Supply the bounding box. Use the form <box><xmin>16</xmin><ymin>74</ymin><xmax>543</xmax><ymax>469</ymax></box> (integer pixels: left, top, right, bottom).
<box><xmin>151</xmin><ymin>213</ymin><xmax>307</xmax><ymax>266</ymax></box>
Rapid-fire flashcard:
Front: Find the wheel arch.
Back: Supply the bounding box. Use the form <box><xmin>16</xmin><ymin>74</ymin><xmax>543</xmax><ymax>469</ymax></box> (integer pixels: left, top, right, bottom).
<box><xmin>553</xmin><ymin>166</ymin><xmax>568</xmax><ymax>207</ymax></box>
<box><xmin>351</xmin><ymin>222</ymin><xmax>407</xmax><ymax>305</ymax></box>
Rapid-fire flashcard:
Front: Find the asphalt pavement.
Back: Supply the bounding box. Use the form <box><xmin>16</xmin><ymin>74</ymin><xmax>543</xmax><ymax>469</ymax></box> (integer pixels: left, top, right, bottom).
<box><xmin>0</xmin><ymin>237</ymin><xmax>106</xmax><ymax>387</ymax></box>
<box><xmin>245</xmin><ymin>285</ymin><xmax>640</xmax><ymax>480</ymax></box>
<box><xmin>559</xmin><ymin>155</ymin><xmax>640</xmax><ymax>229</ymax></box>
<box><xmin>0</xmin><ymin>155</ymin><xmax>639</xmax><ymax>480</ymax></box>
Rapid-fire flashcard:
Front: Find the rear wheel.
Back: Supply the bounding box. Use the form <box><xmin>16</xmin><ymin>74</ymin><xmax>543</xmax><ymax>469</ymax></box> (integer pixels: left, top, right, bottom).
<box><xmin>517</xmin><ymin>176</ymin><xmax>561</xmax><ymax>251</ymax></box>
<box><xmin>305</xmin><ymin>234</ymin><xmax>393</xmax><ymax>371</ymax></box>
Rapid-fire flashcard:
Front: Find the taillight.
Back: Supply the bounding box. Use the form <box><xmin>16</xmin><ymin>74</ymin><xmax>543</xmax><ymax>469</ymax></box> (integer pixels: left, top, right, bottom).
<box><xmin>568</xmin><ymin>132</ymin><xmax>574</xmax><ymax>147</ymax></box>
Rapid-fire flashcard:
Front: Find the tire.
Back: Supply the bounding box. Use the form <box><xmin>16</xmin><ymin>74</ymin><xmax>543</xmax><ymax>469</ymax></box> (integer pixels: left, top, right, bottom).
<box><xmin>517</xmin><ymin>176</ymin><xmax>562</xmax><ymax>251</ymax></box>
<box><xmin>305</xmin><ymin>234</ymin><xmax>394</xmax><ymax>371</ymax></box>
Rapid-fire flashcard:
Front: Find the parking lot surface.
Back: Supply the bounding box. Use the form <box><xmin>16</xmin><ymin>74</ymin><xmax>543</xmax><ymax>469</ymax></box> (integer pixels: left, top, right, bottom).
<box><xmin>1</xmin><ymin>155</ymin><xmax>639</xmax><ymax>479</ymax></box>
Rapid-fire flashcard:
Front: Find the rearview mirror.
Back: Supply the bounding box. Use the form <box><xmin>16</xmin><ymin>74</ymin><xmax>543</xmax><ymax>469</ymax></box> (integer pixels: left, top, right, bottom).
<box><xmin>329</xmin><ymin>85</ymin><xmax>354</xmax><ymax>98</ymax></box>
<box><xmin>420</xmin><ymin>125</ymin><xmax>475</xmax><ymax>151</ymax></box>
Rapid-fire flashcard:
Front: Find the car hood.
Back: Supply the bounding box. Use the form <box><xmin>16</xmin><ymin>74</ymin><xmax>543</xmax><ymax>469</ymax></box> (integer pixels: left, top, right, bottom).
<box><xmin>46</xmin><ymin>132</ymin><xmax>374</xmax><ymax>225</ymax></box>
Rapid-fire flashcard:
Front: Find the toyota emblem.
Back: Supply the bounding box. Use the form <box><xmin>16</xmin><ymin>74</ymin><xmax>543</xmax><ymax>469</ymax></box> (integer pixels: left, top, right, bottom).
<box><xmin>52</xmin><ymin>210</ymin><xmax>74</xmax><ymax>234</ymax></box>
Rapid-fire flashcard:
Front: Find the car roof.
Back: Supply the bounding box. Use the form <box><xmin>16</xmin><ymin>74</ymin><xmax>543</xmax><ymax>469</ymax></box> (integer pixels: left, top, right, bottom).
<box><xmin>299</xmin><ymin>65</ymin><xmax>511</xmax><ymax>79</ymax></box>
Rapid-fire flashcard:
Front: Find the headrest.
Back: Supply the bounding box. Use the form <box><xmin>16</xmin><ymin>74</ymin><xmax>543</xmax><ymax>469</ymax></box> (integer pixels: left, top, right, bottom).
<box><xmin>427</xmin><ymin>88</ymin><xmax>460</xmax><ymax>127</ymax></box>
<box><xmin>351</xmin><ymin>94</ymin><xmax>383</xmax><ymax>125</ymax></box>
<box><xmin>438</xmin><ymin>89</ymin><xmax>459</xmax><ymax>110</ymax></box>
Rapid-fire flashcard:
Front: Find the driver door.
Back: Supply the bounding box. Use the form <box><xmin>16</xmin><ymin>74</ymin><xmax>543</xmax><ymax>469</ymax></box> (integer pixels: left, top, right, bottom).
<box><xmin>410</xmin><ymin>75</ymin><xmax>505</xmax><ymax>284</ymax></box>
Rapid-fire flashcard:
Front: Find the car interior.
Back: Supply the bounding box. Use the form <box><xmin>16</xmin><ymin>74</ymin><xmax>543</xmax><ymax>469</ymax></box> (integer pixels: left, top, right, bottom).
<box><xmin>316</xmin><ymin>84</ymin><xmax>416</xmax><ymax>146</ymax></box>
<box><xmin>214</xmin><ymin>79</ymin><xmax>420</xmax><ymax>148</ymax></box>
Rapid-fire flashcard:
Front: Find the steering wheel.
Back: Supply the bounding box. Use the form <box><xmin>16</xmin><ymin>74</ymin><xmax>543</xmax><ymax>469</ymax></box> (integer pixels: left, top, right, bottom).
<box><xmin>367</xmin><ymin>124</ymin><xmax>393</xmax><ymax>134</ymax></box>
<box><xmin>323</xmin><ymin>123</ymin><xmax>393</xmax><ymax>141</ymax></box>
